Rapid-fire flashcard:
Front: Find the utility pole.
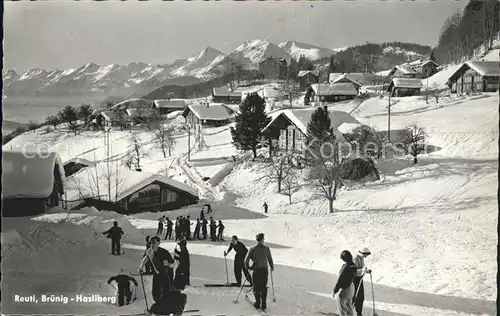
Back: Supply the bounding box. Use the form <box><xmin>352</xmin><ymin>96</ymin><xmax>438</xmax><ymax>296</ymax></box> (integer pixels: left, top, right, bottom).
<box><xmin>387</xmin><ymin>93</ymin><xmax>391</xmax><ymax>142</ymax></box>
<box><xmin>187</xmin><ymin>124</ymin><xmax>191</xmax><ymax>162</ymax></box>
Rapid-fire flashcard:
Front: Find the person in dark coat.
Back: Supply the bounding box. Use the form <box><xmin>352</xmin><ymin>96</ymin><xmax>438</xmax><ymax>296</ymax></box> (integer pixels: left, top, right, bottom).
<box><xmin>216</xmin><ymin>220</ymin><xmax>225</xmax><ymax>241</ymax></box>
<box><xmin>139</xmin><ymin>236</ymin><xmax>175</xmax><ymax>304</ymax></box>
<box><xmin>108</xmin><ymin>269</ymin><xmax>139</xmax><ymax>306</ymax></box>
<box><xmin>157</xmin><ymin>216</ymin><xmax>165</xmax><ymax>237</ymax></box>
<box><xmin>102</xmin><ymin>221</ymin><xmax>125</xmax><ymax>255</ymax></box>
<box><xmin>185</xmin><ymin>215</ymin><xmax>192</xmax><ymax>240</ymax></box>
<box><xmin>201</xmin><ymin>217</ymin><xmax>208</xmax><ymax>240</ymax></box>
<box><xmin>209</xmin><ymin>217</ymin><xmax>217</xmax><ymax>241</ymax></box>
<box><xmin>225</xmin><ymin>235</ymin><xmax>252</xmax><ymax>287</ymax></box>
<box><xmin>263</xmin><ymin>202</ymin><xmax>268</xmax><ymax>214</ymax></box>
<box><xmin>245</xmin><ymin>233</ymin><xmax>274</xmax><ymax>311</ymax></box>
<box><xmin>200</xmin><ymin>208</ymin><xmax>205</xmax><ymax>221</ymax></box>
<box><xmin>174</xmin><ymin>239</ymin><xmax>191</xmax><ymax>289</ymax></box>
<box><xmin>193</xmin><ymin>218</ymin><xmax>201</xmax><ymax>240</ymax></box>
<box><xmin>174</xmin><ymin>217</ymin><xmax>181</xmax><ymax>241</ymax></box>
<box><xmin>165</xmin><ymin>217</ymin><xmax>173</xmax><ymax>240</ymax></box>
<box><xmin>333</xmin><ymin>250</ymin><xmax>356</xmax><ymax>316</ymax></box>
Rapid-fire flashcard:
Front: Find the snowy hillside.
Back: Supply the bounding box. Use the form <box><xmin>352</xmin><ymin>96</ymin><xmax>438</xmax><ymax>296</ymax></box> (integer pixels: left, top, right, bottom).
<box><xmin>279</xmin><ymin>41</ymin><xmax>336</xmax><ymax>61</ymax></box>
<box><xmin>3</xmin><ymin>90</ymin><xmax>497</xmax><ymax>315</ymax></box>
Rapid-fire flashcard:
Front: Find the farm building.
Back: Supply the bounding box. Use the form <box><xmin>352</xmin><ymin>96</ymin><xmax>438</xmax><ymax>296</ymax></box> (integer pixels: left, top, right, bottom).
<box><xmin>297</xmin><ymin>70</ymin><xmax>319</xmax><ymax>89</ymax></box>
<box><xmin>259</xmin><ymin>57</ymin><xmax>288</xmax><ymax>79</ymax></box>
<box><xmin>66</xmin><ymin>168</ymin><xmax>199</xmax><ymax>214</ymax></box>
<box><xmin>446</xmin><ymin>61</ymin><xmax>500</xmax><ymax>94</ymax></box>
<box><xmin>386</xmin><ymin>60</ymin><xmax>439</xmax><ymax>82</ymax></box>
<box><xmin>386</xmin><ymin>78</ymin><xmax>423</xmax><ymax>97</ymax></box>
<box><xmin>261</xmin><ymin>106</ymin><xmax>361</xmax><ymax>156</ymax></box>
<box><xmin>63</xmin><ymin>157</ymin><xmax>95</xmax><ymax>178</ymax></box>
<box><xmin>305</xmin><ymin>83</ymin><xmax>358</xmax><ymax>104</ymax></box>
<box><xmin>96</xmin><ymin>111</ymin><xmax>125</xmax><ymax>128</ymax></box>
<box><xmin>153</xmin><ymin>99</ymin><xmax>187</xmax><ymax>114</ymax></box>
<box><xmin>212</xmin><ymin>86</ymin><xmax>242</xmax><ymax>104</ymax></box>
<box><xmin>182</xmin><ymin>103</ymin><xmax>233</xmax><ymax>127</ymax></box>
<box><xmin>2</xmin><ymin>151</ymin><xmax>66</xmax><ymax>217</ymax></box>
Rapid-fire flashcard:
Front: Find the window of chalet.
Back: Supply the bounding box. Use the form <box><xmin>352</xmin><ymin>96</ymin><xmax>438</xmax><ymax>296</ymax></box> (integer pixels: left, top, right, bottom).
<box><xmin>279</xmin><ymin>129</ymin><xmax>287</xmax><ymax>149</ymax></box>
<box><xmin>486</xmin><ymin>83</ymin><xmax>498</xmax><ymax>91</ymax></box>
<box><xmin>296</xmin><ymin>131</ymin><xmax>306</xmax><ymax>151</ymax></box>
<box><xmin>128</xmin><ymin>183</ymin><xmax>161</xmax><ymax>210</ymax></box>
<box><xmin>165</xmin><ymin>190</ymin><xmax>178</xmax><ymax>203</ymax></box>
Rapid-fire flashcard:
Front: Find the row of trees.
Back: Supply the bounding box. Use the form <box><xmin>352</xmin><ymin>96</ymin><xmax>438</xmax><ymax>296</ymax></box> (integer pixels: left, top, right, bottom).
<box><xmin>434</xmin><ymin>0</ymin><xmax>500</xmax><ymax>64</ymax></box>
<box><xmin>230</xmin><ymin>92</ymin><xmax>427</xmax><ymax>211</ymax></box>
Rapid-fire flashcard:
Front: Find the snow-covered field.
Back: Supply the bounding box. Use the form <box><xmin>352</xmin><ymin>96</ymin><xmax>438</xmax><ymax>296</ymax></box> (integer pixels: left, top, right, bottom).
<box><xmin>2</xmin><ymin>70</ymin><xmax>498</xmax><ymax>315</ymax></box>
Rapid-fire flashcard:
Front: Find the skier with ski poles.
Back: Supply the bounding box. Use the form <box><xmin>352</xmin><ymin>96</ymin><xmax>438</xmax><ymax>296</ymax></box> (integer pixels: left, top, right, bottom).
<box><xmin>244</xmin><ymin>233</ymin><xmax>274</xmax><ymax>312</ymax></box>
<box><xmin>225</xmin><ymin>235</ymin><xmax>253</xmax><ymax>287</ymax></box>
<box><xmin>107</xmin><ymin>269</ymin><xmax>139</xmax><ymax>307</ymax></box>
<box><xmin>102</xmin><ymin>221</ymin><xmax>125</xmax><ymax>255</ymax></box>
<box><xmin>139</xmin><ymin>236</ymin><xmax>175</xmax><ymax>305</ymax></box>
<box><xmin>157</xmin><ymin>216</ymin><xmax>165</xmax><ymax>237</ymax></box>
<box><xmin>353</xmin><ymin>247</ymin><xmax>371</xmax><ymax>316</ymax></box>
<box><xmin>332</xmin><ymin>250</ymin><xmax>357</xmax><ymax>316</ymax></box>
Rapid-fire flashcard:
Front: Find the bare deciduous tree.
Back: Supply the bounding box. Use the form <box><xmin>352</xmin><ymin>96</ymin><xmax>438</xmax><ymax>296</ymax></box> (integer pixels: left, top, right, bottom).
<box><xmin>307</xmin><ymin>139</ymin><xmax>343</xmax><ymax>214</ymax></box>
<box><xmin>282</xmin><ymin>166</ymin><xmax>300</xmax><ymax>205</ymax></box>
<box><xmin>261</xmin><ymin>153</ymin><xmax>293</xmax><ymax>193</ymax></box>
<box><xmin>278</xmin><ymin>81</ymin><xmax>301</xmax><ymax>108</ymax></box>
<box><xmin>129</xmin><ymin>133</ymin><xmax>146</xmax><ymax>169</ymax></box>
<box><xmin>153</xmin><ymin>122</ymin><xmax>177</xmax><ymax>158</ymax></box>
<box><xmin>399</xmin><ymin>125</ymin><xmax>426</xmax><ymax>165</ymax></box>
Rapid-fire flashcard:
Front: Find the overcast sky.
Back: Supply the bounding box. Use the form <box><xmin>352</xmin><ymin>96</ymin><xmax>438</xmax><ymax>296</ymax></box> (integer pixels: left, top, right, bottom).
<box><xmin>4</xmin><ymin>1</ymin><xmax>467</xmax><ymax>72</ymax></box>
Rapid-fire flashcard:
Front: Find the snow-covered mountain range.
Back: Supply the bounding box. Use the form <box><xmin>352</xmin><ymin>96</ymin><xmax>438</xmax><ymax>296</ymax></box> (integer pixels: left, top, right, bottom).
<box><xmin>2</xmin><ymin>39</ymin><xmax>423</xmax><ymax>97</ymax></box>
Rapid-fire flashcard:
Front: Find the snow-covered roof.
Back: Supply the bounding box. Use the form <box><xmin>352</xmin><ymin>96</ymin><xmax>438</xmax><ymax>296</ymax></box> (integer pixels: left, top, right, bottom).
<box><xmin>100</xmin><ymin>111</ymin><xmax>122</xmax><ymax>121</ymax></box>
<box><xmin>2</xmin><ymin>151</ymin><xmax>66</xmax><ymax>199</ymax></box>
<box><xmin>262</xmin><ymin>108</ymin><xmax>361</xmax><ymax>142</ymax></box>
<box><xmin>396</xmin><ymin>64</ymin><xmax>419</xmax><ymax>75</ymax></box>
<box><xmin>154</xmin><ymin>99</ymin><xmax>187</xmax><ymax>109</ymax></box>
<box><xmin>182</xmin><ymin>103</ymin><xmax>233</xmax><ymax>121</ymax></box>
<box><xmin>464</xmin><ymin>61</ymin><xmax>500</xmax><ymax>76</ymax></box>
<box><xmin>212</xmin><ymin>87</ymin><xmax>242</xmax><ymax>98</ymax></box>
<box><xmin>258</xmin><ymin>86</ymin><xmax>280</xmax><ymax>99</ymax></box>
<box><xmin>297</xmin><ymin>70</ymin><xmax>319</xmax><ymax>77</ymax></box>
<box><xmin>390</xmin><ymin>78</ymin><xmax>424</xmax><ymax>89</ymax></box>
<box><xmin>310</xmin><ymin>83</ymin><xmax>359</xmax><ymax>96</ymax></box>
<box><xmin>63</xmin><ymin>157</ymin><xmax>95</xmax><ymax>167</ymax></box>
<box><xmin>328</xmin><ymin>73</ymin><xmax>343</xmax><ymax>83</ymax></box>
<box><xmin>332</xmin><ymin>74</ymin><xmax>363</xmax><ymax>87</ymax></box>
<box><xmin>66</xmin><ymin>167</ymin><xmax>198</xmax><ymax>203</ymax></box>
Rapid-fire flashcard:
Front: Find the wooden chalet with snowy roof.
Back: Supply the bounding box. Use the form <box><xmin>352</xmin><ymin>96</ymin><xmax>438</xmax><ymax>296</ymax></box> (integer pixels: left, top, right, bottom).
<box><xmin>259</xmin><ymin>57</ymin><xmax>288</xmax><ymax>79</ymax></box>
<box><xmin>66</xmin><ymin>168</ymin><xmax>199</xmax><ymax>214</ymax></box>
<box><xmin>153</xmin><ymin>99</ymin><xmax>187</xmax><ymax>114</ymax></box>
<box><xmin>261</xmin><ymin>106</ymin><xmax>361</xmax><ymax>156</ymax></box>
<box><xmin>446</xmin><ymin>61</ymin><xmax>500</xmax><ymax>94</ymax></box>
<box><xmin>212</xmin><ymin>86</ymin><xmax>242</xmax><ymax>104</ymax></box>
<box><xmin>3</xmin><ymin>151</ymin><xmax>66</xmax><ymax>216</ymax></box>
<box><xmin>182</xmin><ymin>103</ymin><xmax>234</xmax><ymax>127</ymax></box>
<box><xmin>305</xmin><ymin>83</ymin><xmax>358</xmax><ymax>105</ymax></box>
<box><xmin>297</xmin><ymin>70</ymin><xmax>319</xmax><ymax>89</ymax></box>
<box><xmin>386</xmin><ymin>60</ymin><xmax>439</xmax><ymax>82</ymax></box>
<box><xmin>386</xmin><ymin>78</ymin><xmax>423</xmax><ymax>97</ymax></box>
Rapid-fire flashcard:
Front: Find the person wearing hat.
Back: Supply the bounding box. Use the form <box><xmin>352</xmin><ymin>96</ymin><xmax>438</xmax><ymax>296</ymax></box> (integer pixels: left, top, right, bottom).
<box><xmin>353</xmin><ymin>247</ymin><xmax>371</xmax><ymax>316</ymax></box>
<box><xmin>333</xmin><ymin>250</ymin><xmax>356</xmax><ymax>316</ymax></box>
<box><xmin>174</xmin><ymin>238</ymin><xmax>191</xmax><ymax>289</ymax></box>
<box><xmin>244</xmin><ymin>233</ymin><xmax>274</xmax><ymax>312</ymax></box>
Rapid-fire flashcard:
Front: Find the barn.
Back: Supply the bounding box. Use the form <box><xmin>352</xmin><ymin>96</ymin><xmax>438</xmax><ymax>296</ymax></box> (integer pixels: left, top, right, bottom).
<box><xmin>3</xmin><ymin>151</ymin><xmax>66</xmax><ymax>217</ymax></box>
<box><xmin>386</xmin><ymin>78</ymin><xmax>423</xmax><ymax>97</ymax></box>
<box><xmin>446</xmin><ymin>61</ymin><xmax>500</xmax><ymax>94</ymax></box>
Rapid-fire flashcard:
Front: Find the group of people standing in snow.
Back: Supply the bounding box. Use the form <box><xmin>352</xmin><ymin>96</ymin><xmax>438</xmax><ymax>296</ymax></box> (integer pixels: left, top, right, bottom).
<box><xmin>333</xmin><ymin>247</ymin><xmax>372</xmax><ymax>316</ymax></box>
<box><xmin>155</xmin><ymin>207</ymin><xmax>225</xmax><ymax>242</ymax></box>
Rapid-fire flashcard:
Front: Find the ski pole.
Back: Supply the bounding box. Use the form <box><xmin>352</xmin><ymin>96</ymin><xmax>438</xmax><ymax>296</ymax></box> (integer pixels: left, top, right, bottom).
<box><xmin>224</xmin><ymin>253</ymin><xmax>229</xmax><ymax>285</ymax></box>
<box><xmin>370</xmin><ymin>272</ymin><xmax>378</xmax><ymax>316</ymax></box>
<box><xmin>232</xmin><ymin>278</ymin><xmax>248</xmax><ymax>303</ymax></box>
<box><xmin>139</xmin><ymin>271</ymin><xmax>149</xmax><ymax>312</ymax></box>
<box><xmin>270</xmin><ymin>269</ymin><xmax>276</xmax><ymax>302</ymax></box>
<box><xmin>354</xmin><ymin>276</ymin><xmax>364</xmax><ymax>301</ymax></box>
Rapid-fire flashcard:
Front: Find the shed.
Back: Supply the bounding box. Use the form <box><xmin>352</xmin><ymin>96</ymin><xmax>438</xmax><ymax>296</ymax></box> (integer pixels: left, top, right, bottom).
<box><xmin>386</xmin><ymin>78</ymin><xmax>423</xmax><ymax>97</ymax></box>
